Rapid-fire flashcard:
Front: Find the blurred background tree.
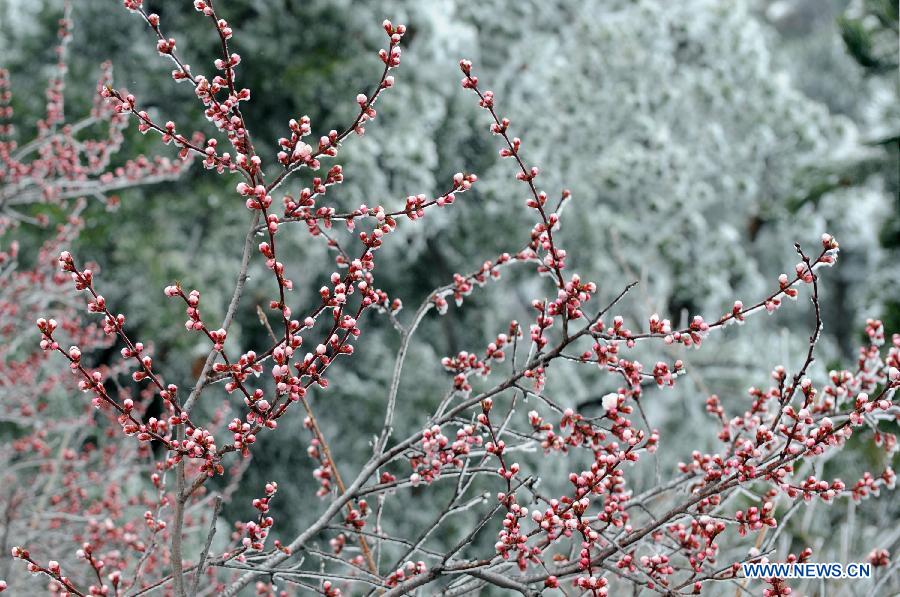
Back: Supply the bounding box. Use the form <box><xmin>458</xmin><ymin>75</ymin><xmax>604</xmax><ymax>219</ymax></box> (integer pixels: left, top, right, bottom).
<box><xmin>836</xmin><ymin>0</ymin><xmax>899</xmax><ymax>335</ymax></box>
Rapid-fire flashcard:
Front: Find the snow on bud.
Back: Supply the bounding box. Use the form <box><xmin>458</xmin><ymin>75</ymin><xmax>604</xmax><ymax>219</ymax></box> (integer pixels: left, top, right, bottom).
<box><xmin>292</xmin><ymin>143</ymin><xmax>312</xmax><ymax>162</ymax></box>
<box><xmin>157</xmin><ymin>38</ymin><xmax>176</xmax><ymax>55</ymax></box>
<box><xmin>601</xmin><ymin>392</ymin><xmax>619</xmax><ymax>412</ymax></box>
<box><xmin>821</xmin><ymin>233</ymin><xmax>838</xmax><ymax>250</ymax></box>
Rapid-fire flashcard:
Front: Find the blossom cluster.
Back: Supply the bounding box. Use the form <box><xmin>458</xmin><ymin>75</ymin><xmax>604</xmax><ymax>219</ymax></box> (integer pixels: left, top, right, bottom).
<box><xmin>0</xmin><ymin>2</ymin><xmax>191</xmax><ymax>223</ymax></box>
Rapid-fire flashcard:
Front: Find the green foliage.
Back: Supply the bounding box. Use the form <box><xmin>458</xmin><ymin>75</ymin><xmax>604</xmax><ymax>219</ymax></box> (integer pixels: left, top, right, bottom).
<box><xmin>838</xmin><ymin>0</ymin><xmax>899</xmax><ymax>74</ymax></box>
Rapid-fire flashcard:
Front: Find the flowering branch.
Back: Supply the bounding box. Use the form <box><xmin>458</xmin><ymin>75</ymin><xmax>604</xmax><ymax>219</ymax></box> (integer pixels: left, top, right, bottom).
<box><xmin>5</xmin><ymin>4</ymin><xmax>896</xmax><ymax>597</ymax></box>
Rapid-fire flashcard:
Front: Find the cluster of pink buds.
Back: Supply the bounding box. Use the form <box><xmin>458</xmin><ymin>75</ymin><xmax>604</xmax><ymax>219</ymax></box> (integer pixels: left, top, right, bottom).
<box><xmin>760</xmin><ymin>549</ymin><xmax>814</xmax><ymax>596</ymax></box>
<box><xmin>495</xmin><ymin>501</ymin><xmax>540</xmax><ymax>570</ymax></box>
<box><xmin>865</xmin><ymin>318</ymin><xmax>886</xmax><ymax>345</ymax></box>
<box><xmin>403</xmin><ymin>194</ymin><xmax>428</xmax><ymax>220</ymax></box>
<box><xmin>584</xmin><ymin>337</ymin><xmax>621</xmax><ymax>368</ymax></box>
<box><xmin>440</xmin><ymin>341</ymin><xmax>506</xmax><ymax>394</ymax></box>
<box><xmin>179</xmin><ymin>425</ymin><xmax>218</xmax><ymax>460</ymax></box>
<box><xmin>0</xmin><ymin>68</ymin><xmax>10</xmax><ymax>135</ymax></box>
<box><xmin>678</xmin><ymin>450</ymin><xmax>732</xmax><ymax>484</ymax></box>
<box><xmin>208</xmin><ymin>327</ymin><xmax>228</xmax><ymax>350</ymax></box>
<box><xmin>228</xmin><ymin>417</ymin><xmax>257</xmax><ymax>455</ymax></box>
<box><xmin>409</xmin><ymin>425</ymin><xmax>482</xmax><ymax>485</ymax></box>
<box><xmin>166</xmin><ymin>285</ymin><xmax>207</xmax><ymax>329</ymax></box>
<box><xmin>36</xmin><ymin>317</ymin><xmax>60</xmax><ymax>351</ymax></box>
<box><xmin>529</xmin><ymin>300</ymin><xmax>554</xmax><ymax>350</ymax></box>
<box><xmin>98</xmin><ymin>85</ymin><xmax>134</xmax><ymax>114</ymax></box>
<box><xmin>199</xmin><ymin>138</ymin><xmax>236</xmax><ymax>172</ymax></box>
<box><xmin>786</xmin><ymin>476</ymin><xmax>845</xmax><ymax>501</ymax></box>
<box><xmin>460</xmin><ymin>58</ymin><xmax>573</xmax><ymax>294</ymax></box>
<box><xmin>849</xmin><ymin>469</ymin><xmax>896</xmax><ymax>501</ymax></box>
<box><xmin>215</xmin><ymin>351</ymin><xmax>263</xmax><ymax>393</ymax></box>
<box><xmin>59</xmin><ymin>253</ymin><xmax>116</xmax><ymax>327</ymax></box>
<box><xmin>868</xmin><ymin>548</ymin><xmax>891</xmax><ymax>567</ymax></box>
<box><xmin>379</xmin><ymin>20</ymin><xmax>406</xmax><ymax>66</ymax></box>
<box><xmin>735</xmin><ymin>501</ymin><xmax>777</xmax><ymax>536</ymax></box>
<box><xmin>282</xmin><ymin>166</ymin><xmax>344</xmax><ymax>227</ymax></box>
<box><xmin>549</xmin><ymin>407</ymin><xmax>613</xmax><ymax>452</ymax></box>
<box><xmin>574</xmin><ymin>572</ymin><xmax>609</xmax><ymax>594</ymax></box>
<box><xmin>820</xmin><ymin>232</ymin><xmax>840</xmax><ymax>256</ymax></box>
<box><xmin>599</xmin><ymin>315</ymin><xmax>633</xmax><ymax>342</ymax></box>
<box><xmin>763</xmin><ymin>577</ymin><xmax>792</xmax><ymax>596</ymax></box>
<box><xmin>437</xmin><ymin>247</ymin><xmax>520</xmax><ymax>313</ymax></box>
<box><xmin>528</xmin><ymin>410</ymin><xmax>568</xmax><ymax>453</ymax></box>
<box><xmin>664</xmin><ymin>315</ymin><xmax>710</xmax><ymax>348</ymax></box>
<box><xmin>548</xmin><ymin>274</ymin><xmax>596</xmax><ymax>320</ymax></box>
<box><xmin>276</xmin><ymin>116</ymin><xmax>312</xmax><ymax>166</ymax></box>
<box><xmin>873</xmin><ymin>429</ymin><xmax>898</xmax><ymax>455</ymax></box>
<box><xmin>640</xmin><ymin>554</ymin><xmax>675</xmax><ymax>590</ymax></box>
<box><xmin>532</xmin><ymin>497</ymin><xmax>586</xmax><ymax>542</ymax></box>
<box><xmin>343</xmin><ymin>499</ymin><xmax>369</xmax><ymax>530</ymax></box>
<box><xmin>2</xmin><ymin>9</ymin><xmax>192</xmax><ymax>218</ymax></box>
<box><xmin>299</xmin><ymin>20</ymin><xmax>404</xmax><ymax>150</ymax></box>
<box><xmin>667</xmin><ymin>515</ymin><xmax>726</xmax><ymax>571</ymax></box>
<box><xmin>144</xmin><ymin>509</ymin><xmax>167</xmax><ymax>532</ymax></box>
<box><xmin>306</xmin><ymin>432</ymin><xmax>334</xmax><ymax>498</ymax></box>
<box><xmin>237</xmin><ymin>182</ymin><xmax>273</xmax><ymax>211</ymax></box>
<box><xmin>10</xmin><ymin>547</ymin><xmax>83</xmax><ymax>595</ymax></box>
<box><xmin>385</xmin><ymin>561</ymin><xmax>426</xmax><ymax>587</ymax></box>
<box><xmin>38</xmin><ymin>308</ymin><xmax>192</xmax><ymax>454</ymax></box>
<box><xmin>648</xmin><ymin>312</ymin><xmax>672</xmax><ymax>334</ymax></box>
<box><xmin>238</xmin><ymin>483</ymin><xmax>278</xmax><ymax>551</ymax></box>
